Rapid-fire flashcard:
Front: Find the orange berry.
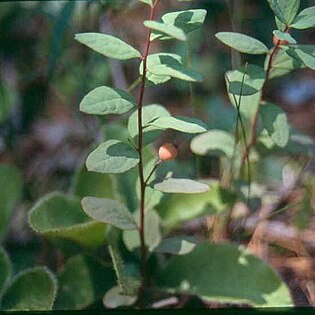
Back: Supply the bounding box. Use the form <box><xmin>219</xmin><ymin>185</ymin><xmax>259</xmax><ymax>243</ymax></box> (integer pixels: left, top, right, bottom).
<box><xmin>273</xmin><ymin>35</ymin><xmax>289</xmax><ymax>46</ymax></box>
<box><xmin>158</xmin><ymin>143</ymin><xmax>178</xmax><ymax>161</ymax></box>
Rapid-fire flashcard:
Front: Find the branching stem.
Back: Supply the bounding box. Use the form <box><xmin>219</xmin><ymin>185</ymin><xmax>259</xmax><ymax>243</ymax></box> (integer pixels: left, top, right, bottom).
<box><xmin>137</xmin><ymin>0</ymin><xmax>160</xmax><ymax>307</ymax></box>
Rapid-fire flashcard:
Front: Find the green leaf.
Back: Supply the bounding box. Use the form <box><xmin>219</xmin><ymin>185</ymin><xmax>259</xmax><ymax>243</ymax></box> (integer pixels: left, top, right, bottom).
<box><xmin>128</xmin><ymin>104</ymin><xmax>171</xmax><ymax>145</ymax></box>
<box><xmin>260</xmin><ymin>103</ymin><xmax>290</xmax><ymax>148</ymax></box>
<box><xmin>28</xmin><ymin>192</ymin><xmax>106</xmax><ymax>247</ymax></box>
<box><xmin>108</xmin><ymin>236</ymin><xmax>140</xmax><ymax>296</ymax></box>
<box><xmin>228</xmin><ymin>81</ymin><xmax>259</xmax><ymax>96</ymax></box>
<box><xmin>81</xmin><ymin>197</ymin><xmax>137</xmax><ymax>230</ymax></box>
<box><xmin>103</xmin><ymin>286</ymin><xmax>137</xmax><ymax>308</ymax></box>
<box><xmin>139</xmin><ymin>0</ymin><xmax>153</xmax><ymax>5</ymax></box>
<box><xmin>151</xmin><ymin>9</ymin><xmax>207</xmax><ymax>41</ymax></box>
<box><xmin>225</xmin><ymin>64</ymin><xmax>265</xmax><ymax>120</ymax></box>
<box><xmin>157</xmin><ymin>182</ymin><xmax>235</xmax><ymax>229</ymax></box>
<box><xmin>54</xmin><ymin>255</ymin><xmax>115</xmax><ymax>310</ymax></box>
<box><xmin>267</xmin><ymin>0</ymin><xmax>300</xmax><ymax>26</ymax></box>
<box><xmin>144</xmin><ymin>20</ymin><xmax>186</xmax><ymax>41</ymax></box>
<box><xmin>1</xmin><ymin>267</ymin><xmax>57</xmax><ymax>311</ymax></box>
<box><xmin>295</xmin><ymin>186</ymin><xmax>312</xmax><ymax>230</ymax></box>
<box><xmin>75</xmin><ymin>33</ymin><xmax>141</xmax><ymax>60</ymax></box>
<box><xmin>272</xmin><ymin>30</ymin><xmax>296</xmax><ymax>44</ymax></box>
<box><xmin>153</xmin><ymin>178</ymin><xmax>210</xmax><ymax>194</ymax></box>
<box><xmin>0</xmin><ymin>248</ymin><xmax>11</xmax><ymax>296</ymax></box>
<box><xmin>154</xmin><ymin>236</ymin><xmax>198</xmax><ymax>255</ymax></box>
<box><xmin>123</xmin><ymin>209</ymin><xmax>161</xmax><ymax>251</ymax></box>
<box><xmin>291</xmin><ymin>6</ymin><xmax>315</xmax><ymax>29</ymax></box>
<box><xmin>284</xmin><ymin>45</ymin><xmax>315</xmax><ymax>70</ymax></box>
<box><xmin>140</xmin><ymin>53</ymin><xmax>202</xmax><ymax>83</ymax></box>
<box><xmin>72</xmin><ymin>163</ymin><xmax>117</xmax><ymax>199</ymax></box>
<box><xmin>79</xmin><ymin>86</ymin><xmax>136</xmax><ymax>116</ymax></box>
<box><xmin>215</xmin><ymin>32</ymin><xmax>269</xmax><ymax>54</ymax></box>
<box><xmin>86</xmin><ymin>140</ymin><xmax>139</xmax><ymax>174</ymax></box>
<box><xmin>190</xmin><ymin>130</ymin><xmax>235</xmax><ymax>157</ymax></box>
<box><xmin>0</xmin><ymin>165</ymin><xmax>23</xmax><ymax>237</ymax></box>
<box><xmin>266</xmin><ymin>47</ymin><xmax>304</xmax><ymax>78</ymax></box>
<box><xmin>148</xmin><ymin>116</ymin><xmax>207</xmax><ymax>134</ymax></box>
<box><xmin>158</xmin><ymin>242</ymin><xmax>293</xmax><ymax>307</ymax></box>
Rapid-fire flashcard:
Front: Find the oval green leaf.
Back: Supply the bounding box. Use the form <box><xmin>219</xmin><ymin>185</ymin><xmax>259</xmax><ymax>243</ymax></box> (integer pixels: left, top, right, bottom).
<box><xmin>267</xmin><ymin>0</ymin><xmax>300</xmax><ymax>27</ymax></box>
<box><xmin>28</xmin><ymin>192</ymin><xmax>106</xmax><ymax>247</ymax></box>
<box><xmin>79</xmin><ymin>86</ymin><xmax>136</xmax><ymax>116</ymax></box>
<box><xmin>291</xmin><ymin>6</ymin><xmax>315</xmax><ymax>29</ymax></box>
<box><xmin>75</xmin><ymin>33</ymin><xmax>141</xmax><ymax>60</ymax></box>
<box><xmin>1</xmin><ymin>267</ymin><xmax>57</xmax><ymax>311</ymax></box>
<box><xmin>81</xmin><ymin>197</ymin><xmax>136</xmax><ymax>230</ymax></box>
<box><xmin>148</xmin><ymin>116</ymin><xmax>207</xmax><ymax>134</ymax></box>
<box><xmin>151</xmin><ymin>9</ymin><xmax>207</xmax><ymax>41</ymax></box>
<box><xmin>273</xmin><ymin>30</ymin><xmax>296</xmax><ymax>44</ymax></box>
<box><xmin>158</xmin><ymin>242</ymin><xmax>293</xmax><ymax>307</ymax></box>
<box><xmin>86</xmin><ymin>140</ymin><xmax>139</xmax><ymax>174</ymax></box>
<box><xmin>216</xmin><ymin>32</ymin><xmax>269</xmax><ymax>54</ymax></box>
<box><xmin>190</xmin><ymin>130</ymin><xmax>235</xmax><ymax>157</ymax></box>
<box><xmin>157</xmin><ymin>182</ymin><xmax>236</xmax><ymax>229</ymax></box>
<box><xmin>141</xmin><ymin>53</ymin><xmax>202</xmax><ymax>83</ymax></box>
<box><xmin>153</xmin><ymin>178</ymin><xmax>210</xmax><ymax>194</ymax></box>
<box><xmin>144</xmin><ymin>20</ymin><xmax>186</xmax><ymax>41</ymax></box>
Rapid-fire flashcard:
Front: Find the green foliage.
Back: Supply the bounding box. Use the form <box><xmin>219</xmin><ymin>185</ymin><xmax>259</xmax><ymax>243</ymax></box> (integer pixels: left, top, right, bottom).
<box><xmin>144</xmin><ymin>20</ymin><xmax>187</xmax><ymax>41</ymax></box>
<box><xmin>291</xmin><ymin>6</ymin><xmax>315</xmax><ymax>29</ymax></box>
<box><xmin>54</xmin><ymin>255</ymin><xmax>115</xmax><ymax>310</ymax></box>
<box><xmin>79</xmin><ymin>86</ymin><xmax>136</xmax><ymax>116</ymax></box>
<box><xmin>1</xmin><ymin>267</ymin><xmax>57</xmax><ymax>311</ymax></box>
<box><xmin>75</xmin><ymin>33</ymin><xmax>141</xmax><ymax>60</ymax></box>
<box><xmin>72</xmin><ymin>164</ymin><xmax>117</xmax><ymax>199</ymax></box>
<box><xmin>272</xmin><ymin>30</ymin><xmax>296</xmax><ymax>44</ymax></box>
<box><xmin>128</xmin><ymin>104</ymin><xmax>170</xmax><ymax>145</ymax></box>
<box><xmin>260</xmin><ymin>103</ymin><xmax>290</xmax><ymax>148</ymax></box>
<box><xmin>285</xmin><ymin>45</ymin><xmax>315</xmax><ymax>71</ymax></box>
<box><xmin>157</xmin><ymin>182</ymin><xmax>235</xmax><ymax>229</ymax></box>
<box><xmin>0</xmin><ymin>248</ymin><xmax>11</xmax><ymax>297</ymax></box>
<box><xmin>81</xmin><ymin>197</ymin><xmax>137</xmax><ymax>230</ymax></box>
<box><xmin>28</xmin><ymin>192</ymin><xmax>106</xmax><ymax>247</ymax></box>
<box><xmin>191</xmin><ymin>130</ymin><xmax>235</xmax><ymax>157</ymax></box>
<box><xmin>150</xmin><ymin>9</ymin><xmax>207</xmax><ymax>41</ymax></box>
<box><xmin>123</xmin><ymin>209</ymin><xmax>161</xmax><ymax>252</ymax></box>
<box><xmin>0</xmin><ymin>165</ymin><xmax>23</xmax><ymax>237</ymax></box>
<box><xmin>140</xmin><ymin>53</ymin><xmax>202</xmax><ymax>84</ymax></box>
<box><xmin>153</xmin><ymin>178</ymin><xmax>210</xmax><ymax>194</ymax></box>
<box><xmin>158</xmin><ymin>242</ymin><xmax>293</xmax><ymax>307</ymax></box>
<box><xmin>20</xmin><ymin>0</ymin><xmax>315</xmax><ymax>309</ymax></box>
<box><xmin>267</xmin><ymin>0</ymin><xmax>300</xmax><ymax>29</ymax></box>
<box><xmin>148</xmin><ymin>116</ymin><xmax>207</xmax><ymax>134</ymax></box>
<box><xmin>215</xmin><ymin>32</ymin><xmax>269</xmax><ymax>55</ymax></box>
<box><xmin>86</xmin><ymin>140</ymin><xmax>139</xmax><ymax>174</ymax></box>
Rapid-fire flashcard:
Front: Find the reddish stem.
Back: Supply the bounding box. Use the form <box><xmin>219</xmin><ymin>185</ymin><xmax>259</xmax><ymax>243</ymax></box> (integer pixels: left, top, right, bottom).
<box><xmin>239</xmin><ymin>26</ymin><xmax>289</xmax><ymax>171</ymax></box>
<box><xmin>137</xmin><ymin>0</ymin><xmax>160</xmax><ymax>307</ymax></box>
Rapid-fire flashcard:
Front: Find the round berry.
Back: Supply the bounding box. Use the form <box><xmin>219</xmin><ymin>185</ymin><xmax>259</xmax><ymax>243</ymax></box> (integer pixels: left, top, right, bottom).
<box><xmin>158</xmin><ymin>143</ymin><xmax>178</xmax><ymax>161</ymax></box>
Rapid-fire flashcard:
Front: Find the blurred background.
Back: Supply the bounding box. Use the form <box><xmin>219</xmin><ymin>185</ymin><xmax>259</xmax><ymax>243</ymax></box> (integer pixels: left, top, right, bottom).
<box><xmin>0</xmin><ymin>0</ymin><xmax>315</xmax><ymax>307</ymax></box>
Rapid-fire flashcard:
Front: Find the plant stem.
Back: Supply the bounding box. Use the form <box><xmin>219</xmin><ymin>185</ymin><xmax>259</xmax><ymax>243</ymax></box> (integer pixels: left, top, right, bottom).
<box><xmin>239</xmin><ymin>27</ymin><xmax>290</xmax><ymax>173</ymax></box>
<box><xmin>137</xmin><ymin>0</ymin><xmax>160</xmax><ymax>307</ymax></box>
